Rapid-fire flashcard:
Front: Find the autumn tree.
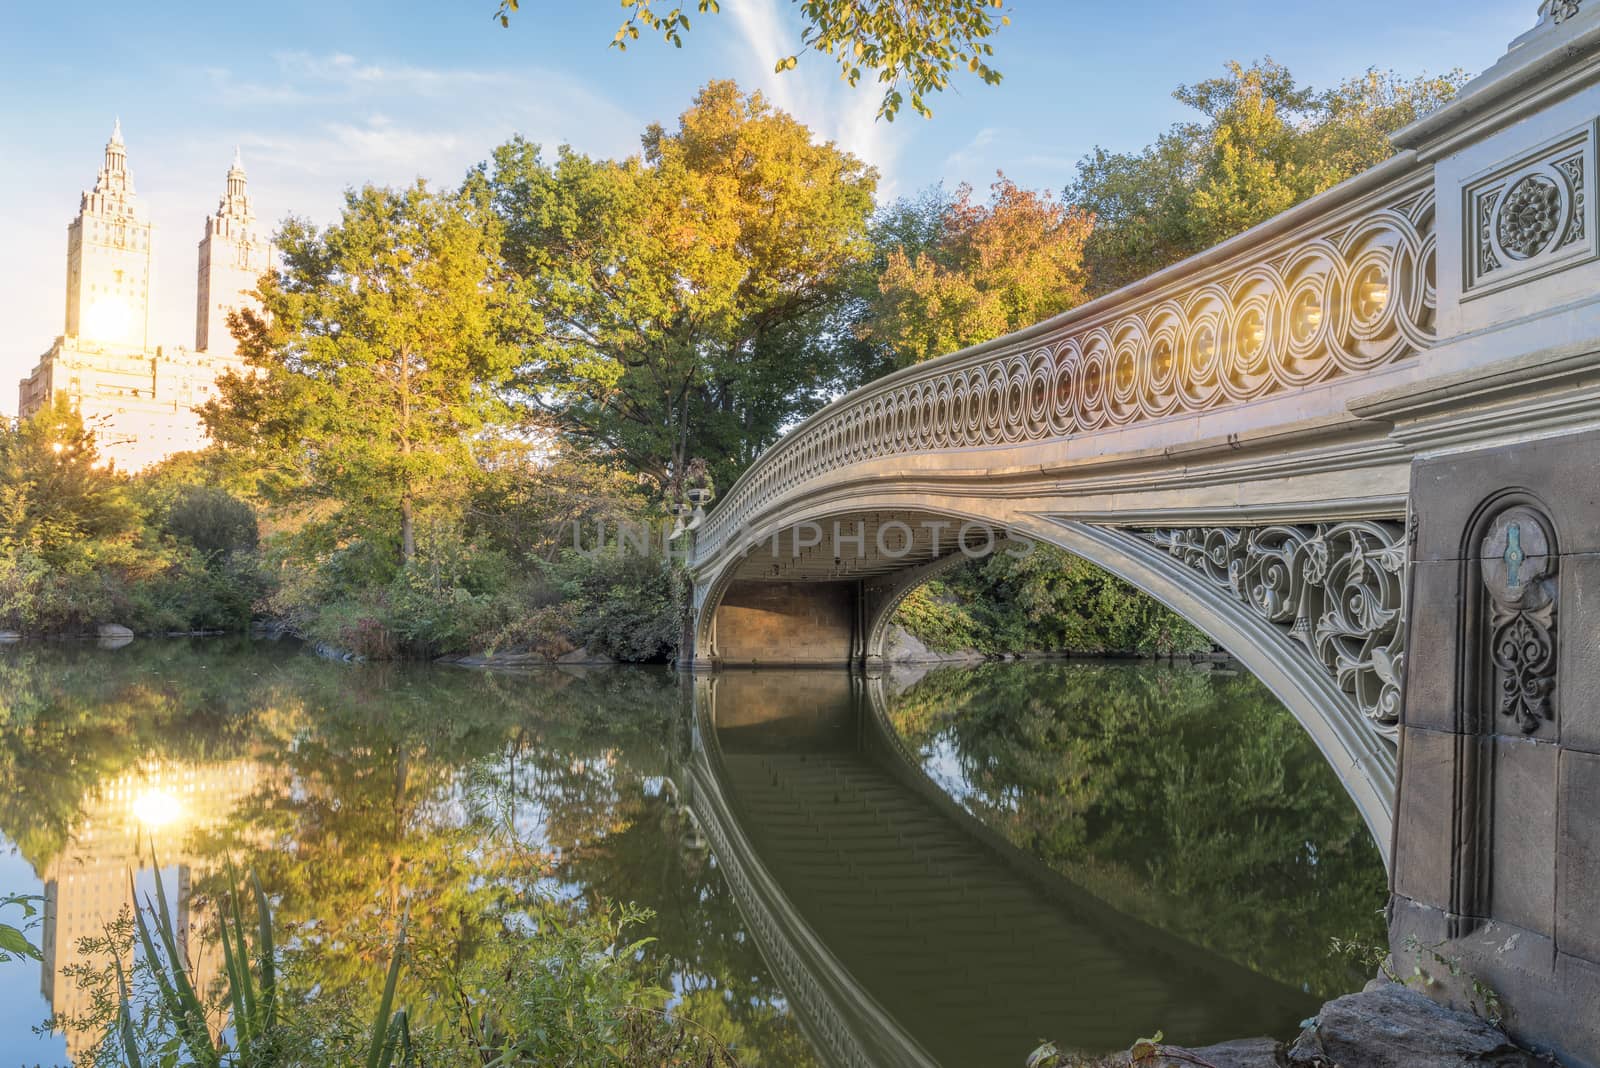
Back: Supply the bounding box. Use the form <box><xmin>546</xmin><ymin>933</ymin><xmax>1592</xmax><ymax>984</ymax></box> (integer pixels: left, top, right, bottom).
<box><xmin>477</xmin><ymin>80</ymin><xmax>877</xmax><ymax>493</ymax></box>
<box><xmin>868</xmin><ymin>175</ymin><xmax>1093</xmax><ymax>363</ymax></box>
<box><xmin>1068</xmin><ymin>60</ymin><xmax>1464</xmax><ymax>295</ymax></box>
<box><xmin>205</xmin><ymin>182</ymin><xmax>517</xmax><ymax>569</ymax></box>
<box><xmin>495</xmin><ymin>0</ymin><xmax>1009</xmax><ymax>119</ymax></box>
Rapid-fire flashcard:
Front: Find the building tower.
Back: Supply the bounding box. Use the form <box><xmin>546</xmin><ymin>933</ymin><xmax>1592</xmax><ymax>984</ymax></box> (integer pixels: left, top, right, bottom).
<box><xmin>195</xmin><ymin>147</ymin><xmax>269</xmax><ymax>358</ymax></box>
<box><xmin>64</xmin><ymin>119</ymin><xmax>154</xmax><ymax>349</ymax></box>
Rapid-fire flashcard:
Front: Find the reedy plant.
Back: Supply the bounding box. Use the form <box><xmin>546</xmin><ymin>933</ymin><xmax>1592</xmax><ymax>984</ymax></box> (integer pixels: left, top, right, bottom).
<box><xmin>92</xmin><ymin>849</ymin><xmax>412</xmax><ymax>1068</ymax></box>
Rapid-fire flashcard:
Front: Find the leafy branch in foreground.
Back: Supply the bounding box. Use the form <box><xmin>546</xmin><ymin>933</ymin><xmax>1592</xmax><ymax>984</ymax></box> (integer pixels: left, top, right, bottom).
<box><xmin>494</xmin><ymin>0</ymin><xmax>1010</xmax><ymax>119</ymax></box>
<box><xmin>1027</xmin><ymin>1030</ymin><xmax>1221</xmax><ymax>1068</ymax></box>
<box><xmin>0</xmin><ymin>891</ymin><xmax>43</xmax><ymax>963</ymax></box>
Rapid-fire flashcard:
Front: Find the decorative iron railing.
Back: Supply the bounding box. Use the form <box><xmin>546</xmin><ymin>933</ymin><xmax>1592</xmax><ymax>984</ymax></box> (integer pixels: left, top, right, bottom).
<box><xmin>692</xmin><ymin>172</ymin><xmax>1436</xmax><ymax>562</ymax></box>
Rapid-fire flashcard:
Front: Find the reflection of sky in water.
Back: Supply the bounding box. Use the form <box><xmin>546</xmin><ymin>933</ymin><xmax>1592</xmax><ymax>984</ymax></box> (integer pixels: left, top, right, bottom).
<box><xmin>0</xmin><ymin>851</ymin><xmax>181</xmax><ymax>1064</ymax></box>
<box><xmin>919</xmin><ymin>734</ymin><xmax>974</xmax><ymax>806</ymax></box>
<box><xmin>0</xmin><ymin>849</ymin><xmax>62</xmax><ymax>1063</ymax></box>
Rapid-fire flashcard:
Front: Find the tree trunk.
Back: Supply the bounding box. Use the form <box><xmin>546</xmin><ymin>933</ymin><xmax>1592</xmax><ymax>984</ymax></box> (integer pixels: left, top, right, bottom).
<box><xmin>400</xmin><ymin>493</ymin><xmax>416</xmax><ymax>565</ymax></box>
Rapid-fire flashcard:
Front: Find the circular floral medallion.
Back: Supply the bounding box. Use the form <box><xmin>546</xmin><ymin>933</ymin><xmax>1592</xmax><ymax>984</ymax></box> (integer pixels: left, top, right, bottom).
<box><xmin>1496</xmin><ymin>174</ymin><xmax>1563</xmax><ymax>260</ymax></box>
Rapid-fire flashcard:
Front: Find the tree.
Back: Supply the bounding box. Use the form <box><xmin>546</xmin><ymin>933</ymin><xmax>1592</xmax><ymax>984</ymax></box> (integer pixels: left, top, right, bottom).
<box><xmin>868</xmin><ymin>175</ymin><xmax>1093</xmax><ymax>364</ymax></box>
<box><xmin>206</xmin><ymin>182</ymin><xmax>518</xmax><ymax>569</ymax></box>
<box><xmin>1067</xmin><ymin>60</ymin><xmax>1465</xmax><ymax>295</ymax></box>
<box><xmin>478</xmin><ymin>80</ymin><xmax>877</xmax><ymax>494</ymax></box>
<box><xmin>495</xmin><ymin>0</ymin><xmax>1009</xmax><ymax>119</ymax></box>
<box><xmin>0</xmin><ymin>396</ymin><xmax>139</xmax><ymax>570</ymax></box>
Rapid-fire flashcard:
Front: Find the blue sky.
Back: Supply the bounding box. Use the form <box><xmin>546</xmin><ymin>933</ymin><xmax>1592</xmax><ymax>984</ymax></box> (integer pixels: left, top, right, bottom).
<box><xmin>0</xmin><ymin>0</ymin><xmax>1534</xmax><ymax>412</ymax></box>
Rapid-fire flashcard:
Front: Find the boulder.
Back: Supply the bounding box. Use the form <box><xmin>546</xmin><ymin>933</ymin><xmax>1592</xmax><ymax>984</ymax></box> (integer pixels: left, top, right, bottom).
<box><xmin>881</xmin><ymin>623</ymin><xmax>984</xmax><ymax>663</ymax></box>
<box><xmin>1285</xmin><ymin>984</ymin><xmax>1543</xmax><ymax>1068</ymax></box>
<box><xmin>96</xmin><ymin>623</ymin><xmax>134</xmax><ymax>639</ymax></box>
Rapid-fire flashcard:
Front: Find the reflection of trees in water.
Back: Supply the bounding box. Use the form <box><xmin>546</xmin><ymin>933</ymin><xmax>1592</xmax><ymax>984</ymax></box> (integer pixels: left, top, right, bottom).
<box><xmin>884</xmin><ymin>661</ymin><xmax>1389</xmax><ymax>997</ymax></box>
<box><xmin>0</xmin><ymin>642</ymin><xmax>811</xmax><ymax>1065</ymax></box>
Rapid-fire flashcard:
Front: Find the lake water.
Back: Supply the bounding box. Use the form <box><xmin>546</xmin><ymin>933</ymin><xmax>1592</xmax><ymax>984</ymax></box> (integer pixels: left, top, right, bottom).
<box><xmin>0</xmin><ymin>640</ymin><xmax>1386</xmax><ymax>1067</ymax></box>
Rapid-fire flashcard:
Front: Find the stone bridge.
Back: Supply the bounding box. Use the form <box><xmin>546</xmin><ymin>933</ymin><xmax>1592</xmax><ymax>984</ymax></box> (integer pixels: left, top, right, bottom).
<box><xmin>684</xmin><ymin>6</ymin><xmax>1600</xmax><ymax>1063</ymax></box>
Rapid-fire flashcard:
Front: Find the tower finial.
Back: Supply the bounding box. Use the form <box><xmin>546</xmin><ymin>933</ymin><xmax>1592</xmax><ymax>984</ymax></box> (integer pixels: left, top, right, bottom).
<box><xmin>232</xmin><ymin>144</ymin><xmax>243</xmax><ymax>170</ymax></box>
<box><xmin>111</xmin><ymin>117</ymin><xmax>123</xmax><ymax>144</ymax></box>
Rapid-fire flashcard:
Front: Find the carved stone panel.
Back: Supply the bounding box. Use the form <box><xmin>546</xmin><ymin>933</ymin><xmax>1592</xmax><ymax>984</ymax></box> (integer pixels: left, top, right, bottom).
<box><xmin>1479</xmin><ymin>506</ymin><xmax>1559</xmax><ymax>735</ymax></box>
<box><xmin>1464</xmin><ymin>123</ymin><xmax>1597</xmax><ymax>298</ymax></box>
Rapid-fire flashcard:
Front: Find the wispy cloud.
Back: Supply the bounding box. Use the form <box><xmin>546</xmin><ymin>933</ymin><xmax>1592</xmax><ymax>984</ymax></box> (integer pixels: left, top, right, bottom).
<box><xmin>724</xmin><ymin>0</ymin><xmax>910</xmax><ymax>198</ymax></box>
<box><xmin>941</xmin><ymin>127</ymin><xmax>1002</xmax><ymax>179</ymax></box>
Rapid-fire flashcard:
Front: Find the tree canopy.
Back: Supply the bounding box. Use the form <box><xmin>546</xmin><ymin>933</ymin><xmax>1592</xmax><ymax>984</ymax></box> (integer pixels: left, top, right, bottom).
<box><xmin>478</xmin><ymin>80</ymin><xmax>877</xmax><ymax>494</ymax></box>
<box><xmin>868</xmin><ymin>176</ymin><xmax>1093</xmax><ymax>363</ymax></box>
<box><xmin>494</xmin><ymin>0</ymin><xmax>1009</xmax><ymax>119</ymax></box>
<box><xmin>205</xmin><ymin>181</ymin><xmax>519</xmax><ymax>568</ymax></box>
<box><xmin>1067</xmin><ymin>59</ymin><xmax>1464</xmax><ymax>295</ymax></box>
<box><xmin>0</xmin><ymin>397</ymin><xmax>138</xmax><ymax>571</ymax></box>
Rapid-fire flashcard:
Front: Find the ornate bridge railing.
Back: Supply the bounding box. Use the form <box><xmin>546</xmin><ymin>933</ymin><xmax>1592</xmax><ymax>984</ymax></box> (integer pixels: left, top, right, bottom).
<box><xmin>692</xmin><ymin>169</ymin><xmax>1437</xmax><ymax>563</ymax></box>
<box><xmin>1139</xmin><ymin>522</ymin><xmax>1408</xmax><ymax>736</ymax></box>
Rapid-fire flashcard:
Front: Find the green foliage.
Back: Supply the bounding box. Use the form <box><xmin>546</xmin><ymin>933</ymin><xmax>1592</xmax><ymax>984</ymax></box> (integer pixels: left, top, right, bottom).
<box><xmin>546</xmin><ymin>548</ymin><xmax>685</xmax><ymax>662</ymax></box>
<box><xmin>162</xmin><ymin>487</ymin><xmax>259</xmax><ymax>560</ymax></box>
<box><xmin>893</xmin><ymin>583</ymin><xmax>988</xmax><ymax>653</ymax></box>
<box><xmin>0</xmin><ymin>396</ymin><xmax>140</xmax><ymax>571</ymax></box>
<box><xmin>1067</xmin><ymin>60</ymin><xmax>1465</xmax><ymax>294</ymax></box>
<box><xmin>895</xmin><ymin>545</ymin><xmax>1211</xmax><ymax>657</ymax></box>
<box><xmin>126</xmin><ymin>548</ymin><xmax>268</xmax><ymax>634</ymax></box>
<box><xmin>869</xmin><ymin>175</ymin><xmax>1093</xmax><ymax>363</ymax></box>
<box><xmin>0</xmin><ymin>404</ymin><xmax>269</xmax><ymax>636</ymax></box>
<box><xmin>495</xmin><ymin>0</ymin><xmax>1009</xmax><ymax>119</ymax></box>
<box><xmin>467</xmin><ymin>443</ymin><xmax>654</xmax><ymax>564</ymax></box>
<box><xmin>205</xmin><ymin>180</ymin><xmax>519</xmax><ymax>570</ymax></box>
<box><xmin>0</xmin><ymin>892</ymin><xmax>43</xmax><ymax>963</ymax></box>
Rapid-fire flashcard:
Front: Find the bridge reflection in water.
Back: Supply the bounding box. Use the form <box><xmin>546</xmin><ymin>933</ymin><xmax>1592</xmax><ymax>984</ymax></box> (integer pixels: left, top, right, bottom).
<box><xmin>681</xmin><ymin>670</ymin><xmax>1316</xmax><ymax>1068</ymax></box>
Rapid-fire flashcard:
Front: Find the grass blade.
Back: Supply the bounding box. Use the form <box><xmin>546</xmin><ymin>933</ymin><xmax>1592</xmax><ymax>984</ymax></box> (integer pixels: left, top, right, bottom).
<box><xmin>365</xmin><ymin>914</ymin><xmax>408</xmax><ymax>1068</ymax></box>
<box><xmin>113</xmin><ymin>953</ymin><xmax>145</xmax><ymax>1068</ymax></box>
<box><xmin>143</xmin><ymin>850</ymin><xmax>220</xmax><ymax>1068</ymax></box>
<box><xmin>252</xmin><ymin>868</ymin><xmax>278</xmax><ymax>1034</ymax></box>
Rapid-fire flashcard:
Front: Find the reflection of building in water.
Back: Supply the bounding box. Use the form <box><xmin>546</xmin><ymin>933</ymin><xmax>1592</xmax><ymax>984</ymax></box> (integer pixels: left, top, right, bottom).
<box><xmin>40</xmin><ymin>760</ymin><xmax>262</xmax><ymax>1063</ymax></box>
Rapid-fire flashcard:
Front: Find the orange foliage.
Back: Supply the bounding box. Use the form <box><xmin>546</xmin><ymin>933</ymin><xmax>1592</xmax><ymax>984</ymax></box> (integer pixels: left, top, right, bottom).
<box><xmin>871</xmin><ymin>174</ymin><xmax>1094</xmax><ymax>364</ymax></box>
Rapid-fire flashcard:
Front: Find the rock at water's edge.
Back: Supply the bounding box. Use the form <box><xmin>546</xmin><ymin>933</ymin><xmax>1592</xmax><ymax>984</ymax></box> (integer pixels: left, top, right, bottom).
<box><xmin>97</xmin><ymin>623</ymin><xmax>134</xmax><ymax>639</ymax></box>
<box><xmin>1285</xmin><ymin>983</ymin><xmax>1544</xmax><ymax>1067</ymax></box>
<box><xmin>881</xmin><ymin>624</ymin><xmax>985</xmax><ymax>663</ymax></box>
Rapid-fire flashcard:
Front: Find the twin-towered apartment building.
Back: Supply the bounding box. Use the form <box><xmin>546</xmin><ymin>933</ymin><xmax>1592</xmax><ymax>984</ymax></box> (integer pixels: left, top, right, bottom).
<box><xmin>17</xmin><ymin>122</ymin><xmax>272</xmax><ymax>470</ymax></box>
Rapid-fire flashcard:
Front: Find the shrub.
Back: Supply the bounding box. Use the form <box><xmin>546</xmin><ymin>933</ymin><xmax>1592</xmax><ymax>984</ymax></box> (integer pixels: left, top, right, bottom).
<box><xmin>162</xmin><ymin>487</ymin><xmax>259</xmax><ymax>559</ymax></box>
<box><xmin>548</xmin><ymin>548</ymin><xmax>684</xmax><ymax>662</ymax></box>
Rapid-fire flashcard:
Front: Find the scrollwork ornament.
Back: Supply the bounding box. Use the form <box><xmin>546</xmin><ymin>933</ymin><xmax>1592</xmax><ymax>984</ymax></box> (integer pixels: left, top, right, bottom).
<box><xmin>1139</xmin><ymin>521</ymin><xmax>1407</xmax><ymax>733</ymax></box>
<box><xmin>1480</xmin><ymin>507</ymin><xmax>1558</xmax><ymax>734</ymax></box>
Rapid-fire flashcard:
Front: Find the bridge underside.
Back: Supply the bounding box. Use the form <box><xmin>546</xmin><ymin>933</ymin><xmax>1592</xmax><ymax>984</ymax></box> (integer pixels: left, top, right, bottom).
<box><xmin>691</xmin><ymin>492</ymin><xmax>1406</xmax><ymax>871</ymax></box>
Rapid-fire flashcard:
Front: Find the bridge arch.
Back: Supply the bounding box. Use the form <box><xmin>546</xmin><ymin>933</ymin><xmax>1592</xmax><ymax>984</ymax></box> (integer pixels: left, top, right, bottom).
<box><xmin>689</xmin><ymin>495</ymin><xmax>1399</xmax><ymax>866</ymax></box>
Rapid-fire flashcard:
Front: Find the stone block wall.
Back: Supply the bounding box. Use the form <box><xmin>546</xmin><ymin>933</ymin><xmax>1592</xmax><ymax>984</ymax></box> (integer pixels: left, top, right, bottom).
<box><xmin>711</xmin><ymin>580</ymin><xmax>859</xmax><ymax>666</ymax></box>
<box><xmin>1394</xmin><ymin>427</ymin><xmax>1600</xmax><ymax>1065</ymax></box>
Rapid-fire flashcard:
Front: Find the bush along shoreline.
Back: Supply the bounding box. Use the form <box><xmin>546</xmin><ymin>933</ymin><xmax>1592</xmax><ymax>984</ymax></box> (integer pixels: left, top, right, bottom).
<box><xmin>0</xmin><ymin>400</ymin><xmax>1205</xmax><ymax>665</ymax></box>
